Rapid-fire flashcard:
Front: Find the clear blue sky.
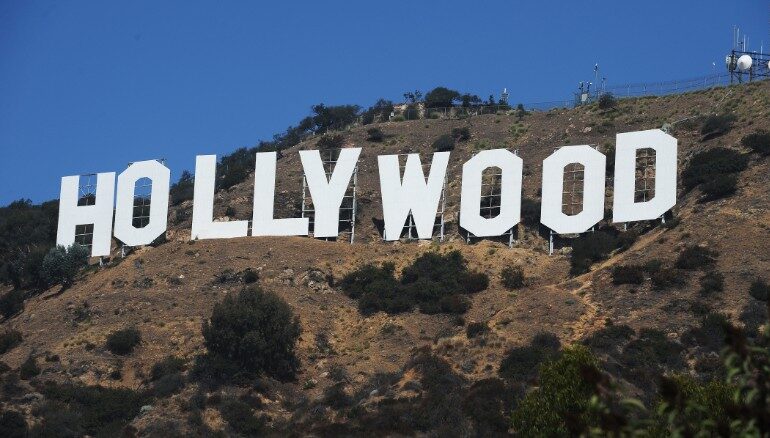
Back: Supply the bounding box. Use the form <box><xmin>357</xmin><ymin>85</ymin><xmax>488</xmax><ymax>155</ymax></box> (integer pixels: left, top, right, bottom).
<box><xmin>1</xmin><ymin>1</ymin><xmax>767</xmax><ymax>204</ymax></box>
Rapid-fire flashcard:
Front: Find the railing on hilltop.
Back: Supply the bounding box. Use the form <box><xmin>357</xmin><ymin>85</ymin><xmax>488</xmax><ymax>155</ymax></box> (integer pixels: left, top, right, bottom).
<box><xmin>378</xmin><ymin>72</ymin><xmax>759</xmax><ymax>123</ymax></box>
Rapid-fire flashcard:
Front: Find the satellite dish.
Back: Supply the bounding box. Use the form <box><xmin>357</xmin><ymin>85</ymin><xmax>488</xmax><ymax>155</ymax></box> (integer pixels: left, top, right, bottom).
<box><xmin>767</xmin><ymin>60</ymin><xmax>770</xmax><ymax>70</ymax></box>
<box><xmin>737</xmin><ymin>54</ymin><xmax>753</xmax><ymax>71</ymax></box>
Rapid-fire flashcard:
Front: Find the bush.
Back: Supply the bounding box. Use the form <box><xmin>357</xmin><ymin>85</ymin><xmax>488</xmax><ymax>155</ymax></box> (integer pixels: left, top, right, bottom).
<box><xmin>699</xmin><ymin>271</ymin><xmax>724</xmax><ymax>296</ymax></box>
<box><xmin>202</xmin><ymin>286</ymin><xmax>301</xmax><ymax>380</ymax></box>
<box><xmin>105</xmin><ymin>327</ymin><xmax>141</xmax><ymax>355</ymax></box>
<box><xmin>0</xmin><ymin>330</ymin><xmax>22</xmax><ymax>354</ymax></box>
<box><xmin>0</xmin><ymin>410</ymin><xmax>27</xmax><ymax>438</ymax></box>
<box><xmin>366</xmin><ymin>127</ymin><xmax>384</xmax><ymax>142</ymax></box>
<box><xmin>19</xmin><ymin>354</ymin><xmax>40</xmax><ymax>380</ymax></box>
<box><xmin>598</xmin><ymin>93</ymin><xmax>617</xmax><ymax>110</ymax></box>
<box><xmin>499</xmin><ymin>332</ymin><xmax>560</xmax><ymax>381</ymax></box>
<box><xmin>0</xmin><ymin>289</ymin><xmax>24</xmax><ymax>319</ymax></box>
<box><xmin>741</xmin><ymin>130</ymin><xmax>770</xmax><ymax>156</ymax></box>
<box><xmin>431</xmin><ymin>134</ymin><xmax>455</xmax><ymax>152</ymax></box>
<box><xmin>701</xmin><ymin>174</ymin><xmax>738</xmax><ymax>200</ymax></box>
<box><xmin>170</xmin><ymin>170</ymin><xmax>194</xmax><ymax>205</ymax></box>
<box><xmin>466</xmin><ymin>321</ymin><xmax>489</xmax><ymax>339</ymax></box>
<box><xmin>310</xmin><ymin>103</ymin><xmax>361</xmax><ymax>134</ymax></box>
<box><xmin>700</xmin><ymin>114</ymin><xmax>735</xmax><ymax>138</ymax></box>
<box><xmin>40</xmin><ymin>244</ymin><xmax>89</xmax><ymax>287</ymax></box>
<box><xmin>424</xmin><ymin>87</ymin><xmax>461</xmax><ymax>108</ymax></box>
<box><xmin>220</xmin><ymin>398</ymin><xmax>267</xmax><ymax>435</ymax></box>
<box><xmin>150</xmin><ymin>356</ymin><xmax>186</xmax><ymax>381</ymax></box>
<box><xmin>500</xmin><ymin>266</ymin><xmax>525</xmax><ymax>289</ymax></box>
<box><xmin>242</xmin><ymin>268</ymin><xmax>259</xmax><ymax>284</ymax></box>
<box><xmin>152</xmin><ymin>373</ymin><xmax>185</xmax><ymax>398</ymax></box>
<box><xmin>611</xmin><ymin>265</ymin><xmax>645</xmax><ymax>285</ymax></box>
<box><xmin>651</xmin><ymin>267</ymin><xmax>686</xmax><ymax>290</ymax></box>
<box><xmin>316</xmin><ymin>133</ymin><xmax>345</xmax><ymax>151</ymax></box>
<box><xmin>510</xmin><ymin>345</ymin><xmax>603</xmax><ymax>435</ymax></box>
<box><xmin>217</xmin><ymin>147</ymin><xmax>257</xmax><ymax>190</ymax></box>
<box><xmin>583</xmin><ymin>324</ymin><xmax>634</xmax><ymax>354</ymax></box>
<box><xmin>341</xmin><ymin>251</ymin><xmax>488</xmax><ymax>316</ymax></box>
<box><xmin>570</xmin><ymin>229</ymin><xmax>637</xmax><ymax>275</ymax></box>
<box><xmin>36</xmin><ymin>380</ymin><xmax>148</xmax><ymax>436</ymax></box>
<box><xmin>361</xmin><ymin>99</ymin><xmax>394</xmax><ymax>125</ymax></box>
<box><xmin>451</xmin><ymin>127</ymin><xmax>471</xmax><ymax>141</ymax></box>
<box><xmin>682</xmin><ymin>147</ymin><xmax>747</xmax><ymax>192</ymax></box>
<box><xmin>675</xmin><ymin>245</ymin><xmax>717</xmax><ymax>270</ymax></box>
<box><xmin>0</xmin><ymin>199</ymin><xmax>59</xmax><ymax>289</ymax></box>
<box><xmin>748</xmin><ymin>279</ymin><xmax>769</xmax><ymax>302</ymax></box>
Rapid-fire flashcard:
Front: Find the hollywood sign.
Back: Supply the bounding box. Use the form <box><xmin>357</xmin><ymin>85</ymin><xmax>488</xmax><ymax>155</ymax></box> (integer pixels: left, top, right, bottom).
<box><xmin>56</xmin><ymin>129</ymin><xmax>677</xmax><ymax>257</ymax></box>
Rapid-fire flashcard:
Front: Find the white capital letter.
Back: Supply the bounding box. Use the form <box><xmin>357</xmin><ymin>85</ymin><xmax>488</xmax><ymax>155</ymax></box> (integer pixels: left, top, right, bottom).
<box><xmin>191</xmin><ymin>155</ymin><xmax>248</xmax><ymax>240</ymax></box>
<box><xmin>460</xmin><ymin>149</ymin><xmax>522</xmax><ymax>237</ymax></box>
<box><xmin>299</xmin><ymin>148</ymin><xmax>361</xmax><ymax>238</ymax></box>
<box><xmin>252</xmin><ymin>151</ymin><xmax>309</xmax><ymax>236</ymax></box>
<box><xmin>541</xmin><ymin>145</ymin><xmax>606</xmax><ymax>234</ymax></box>
<box><xmin>612</xmin><ymin>129</ymin><xmax>677</xmax><ymax>223</ymax></box>
<box><xmin>56</xmin><ymin>172</ymin><xmax>115</xmax><ymax>257</ymax></box>
<box><xmin>378</xmin><ymin>152</ymin><xmax>449</xmax><ymax>240</ymax></box>
<box><xmin>114</xmin><ymin>160</ymin><xmax>170</xmax><ymax>246</ymax></box>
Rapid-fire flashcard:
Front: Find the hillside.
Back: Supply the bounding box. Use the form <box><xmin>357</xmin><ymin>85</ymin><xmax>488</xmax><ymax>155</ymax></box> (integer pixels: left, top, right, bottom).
<box><xmin>1</xmin><ymin>80</ymin><xmax>770</xmax><ymax>436</ymax></box>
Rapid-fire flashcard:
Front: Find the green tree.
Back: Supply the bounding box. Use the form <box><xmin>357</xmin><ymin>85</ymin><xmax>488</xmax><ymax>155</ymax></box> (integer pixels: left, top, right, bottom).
<box><xmin>40</xmin><ymin>244</ymin><xmax>89</xmax><ymax>287</ymax></box>
<box><xmin>202</xmin><ymin>286</ymin><xmax>301</xmax><ymax>380</ymax></box>
<box><xmin>424</xmin><ymin>87</ymin><xmax>461</xmax><ymax>108</ymax></box>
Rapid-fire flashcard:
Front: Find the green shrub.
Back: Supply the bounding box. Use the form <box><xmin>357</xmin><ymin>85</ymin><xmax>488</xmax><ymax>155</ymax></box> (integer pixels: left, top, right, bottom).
<box><xmin>570</xmin><ymin>229</ymin><xmax>637</xmax><ymax>275</ymax></box>
<box><xmin>431</xmin><ymin>134</ymin><xmax>455</xmax><ymax>152</ymax></box>
<box><xmin>583</xmin><ymin>324</ymin><xmax>634</xmax><ymax>353</ymax></box>
<box><xmin>699</xmin><ymin>271</ymin><xmax>724</xmax><ymax>295</ymax></box>
<box><xmin>620</xmin><ymin>328</ymin><xmax>684</xmax><ymax>386</ymax></box>
<box><xmin>361</xmin><ymin>99</ymin><xmax>394</xmax><ymax>125</ymax></box>
<box><xmin>510</xmin><ymin>345</ymin><xmax>603</xmax><ymax>435</ymax></box>
<box><xmin>651</xmin><ymin>267</ymin><xmax>686</xmax><ymax>290</ymax></box>
<box><xmin>40</xmin><ymin>244</ymin><xmax>89</xmax><ymax>287</ymax></box>
<box><xmin>36</xmin><ymin>380</ymin><xmax>148</xmax><ymax>436</ymax></box>
<box><xmin>341</xmin><ymin>251</ymin><xmax>488</xmax><ymax>316</ymax></box>
<box><xmin>700</xmin><ymin>114</ymin><xmax>735</xmax><ymax>138</ymax></box>
<box><xmin>500</xmin><ymin>266</ymin><xmax>525</xmax><ymax>289</ymax></box>
<box><xmin>217</xmin><ymin>147</ymin><xmax>257</xmax><ymax>190</ymax></box>
<box><xmin>499</xmin><ymin>332</ymin><xmax>560</xmax><ymax>381</ymax></box>
<box><xmin>105</xmin><ymin>327</ymin><xmax>141</xmax><ymax>355</ymax></box>
<box><xmin>19</xmin><ymin>354</ymin><xmax>40</xmax><ymax>380</ymax></box>
<box><xmin>0</xmin><ymin>199</ymin><xmax>59</xmax><ymax>289</ymax></box>
<box><xmin>682</xmin><ymin>147</ymin><xmax>747</xmax><ymax>192</ymax></box>
<box><xmin>466</xmin><ymin>321</ymin><xmax>489</xmax><ymax>339</ymax></box>
<box><xmin>741</xmin><ymin>130</ymin><xmax>770</xmax><ymax>156</ymax></box>
<box><xmin>152</xmin><ymin>373</ymin><xmax>185</xmax><ymax>398</ymax></box>
<box><xmin>701</xmin><ymin>173</ymin><xmax>738</xmax><ymax>200</ymax></box>
<box><xmin>424</xmin><ymin>87</ymin><xmax>461</xmax><ymax>108</ymax></box>
<box><xmin>598</xmin><ymin>93</ymin><xmax>617</xmax><ymax>110</ymax></box>
<box><xmin>220</xmin><ymin>398</ymin><xmax>267</xmax><ymax>435</ymax></box>
<box><xmin>169</xmin><ymin>170</ymin><xmax>195</xmax><ymax>205</ymax></box>
<box><xmin>366</xmin><ymin>127</ymin><xmax>384</xmax><ymax>142</ymax></box>
<box><xmin>0</xmin><ymin>410</ymin><xmax>27</xmax><ymax>438</ymax></box>
<box><xmin>749</xmin><ymin>279</ymin><xmax>769</xmax><ymax>301</ymax></box>
<box><xmin>242</xmin><ymin>268</ymin><xmax>259</xmax><ymax>284</ymax></box>
<box><xmin>675</xmin><ymin>245</ymin><xmax>717</xmax><ymax>270</ymax></box>
<box><xmin>451</xmin><ymin>126</ymin><xmax>471</xmax><ymax>141</ymax></box>
<box><xmin>611</xmin><ymin>265</ymin><xmax>645</xmax><ymax>285</ymax></box>
<box><xmin>0</xmin><ymin>289</ymin><xmax>24</xmax><ymax>319</ymax></box>
<box><xmin>150</xmin><ymin>356</ymin><xmax>186</xmax><ymax>381</ymax></box>
<box><xmin>0</xmin><ymin>330</ymin><xmax>22</xmax><ymax>354</ymax></box>
<box><xmin>317</xmin><ymin>133</ymin><xmax>345</xmax><ymax>151</ymax></box>
<box><xmin>202</xmin><ymin>286</ymin><xmax>301</xmax><ymax>380</ymax></box>
<box><xmin>310</xmin><ymin>103</ymin><xmax>361</xmax><ymax>134</ymax></box>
